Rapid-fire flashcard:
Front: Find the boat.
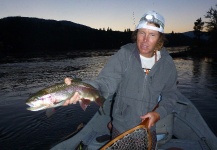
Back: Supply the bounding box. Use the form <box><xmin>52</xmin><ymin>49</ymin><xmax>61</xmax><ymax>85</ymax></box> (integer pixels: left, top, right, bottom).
<box><xmin>51</xmin><ymin>91</ymin><xmax>217</xmax><ymax>150</ymax></box>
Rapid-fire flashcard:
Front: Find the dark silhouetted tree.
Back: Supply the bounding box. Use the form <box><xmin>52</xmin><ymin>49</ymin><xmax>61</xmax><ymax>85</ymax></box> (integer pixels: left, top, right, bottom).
<box><xmin>107</xmin><ymin>27</ymin><xmax>112</xmax><ymax>31</ymax></box>
<box><xmin>193</xmin><ymin>18</ymin><xmax>204</xmax><ymax>46</ymax></box>
<box><xmin>205</xmin><ymin>4</ymin><xmax>217</xmax><ymax>46</ymax></box>
<box><xmin>193</xmin><ymin>18</ymin><xmax>204</xmax><ymax>40</ymax></box>
<box><xmin>124</xmin><ymin>28</ymin><xmax>131</xmax><ymax>32</ymax></box>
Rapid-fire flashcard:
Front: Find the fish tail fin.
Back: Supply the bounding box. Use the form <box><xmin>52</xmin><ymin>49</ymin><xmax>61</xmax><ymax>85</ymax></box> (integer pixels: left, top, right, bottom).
<box><xmin>79</xmin><ymin>99</ymin><xmax>91</xmax><ymax>111</ymax></box>
<box><xmin>95</xmin><ymin>96</ymin><xmax>105</xmax><ymax>107</ymax></box>
<box><xmin>95</xmin><ymin>97</ymin><xmax>106</xmax><ymax>115</ymax></box>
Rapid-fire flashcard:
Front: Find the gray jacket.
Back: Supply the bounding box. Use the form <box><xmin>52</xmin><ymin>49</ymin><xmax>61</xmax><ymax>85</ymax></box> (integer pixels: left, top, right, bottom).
<box><xmin>87</xmin><ymin>43</ymin><xmax>178</xmax><ymax>133</ymax></box>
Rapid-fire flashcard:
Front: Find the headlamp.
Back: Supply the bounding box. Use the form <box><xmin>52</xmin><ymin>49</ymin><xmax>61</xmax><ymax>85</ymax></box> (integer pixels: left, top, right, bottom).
<box><xmin>136</xmin><ymin>11</ymin><xmax>165</xmax><ymax>33</ymax></box>
<box><xmin>140</xmin><ymin>14</ymin><xmax>164</xmax><ymax>29</ymax></box>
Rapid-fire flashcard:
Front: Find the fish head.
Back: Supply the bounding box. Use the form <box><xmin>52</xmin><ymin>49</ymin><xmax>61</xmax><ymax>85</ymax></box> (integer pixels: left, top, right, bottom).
<box><xmin>26</xmin><ymin>94</ymin><xmax>59</xmax><ymax>111</ymax></box>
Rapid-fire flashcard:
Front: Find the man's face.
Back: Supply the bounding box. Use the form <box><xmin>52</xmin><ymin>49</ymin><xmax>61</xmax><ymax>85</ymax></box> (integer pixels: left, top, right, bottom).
<box><xmin>136</xmin><ymin>23</ymin><xmax>160</xmax><ymax>57</ymax></box>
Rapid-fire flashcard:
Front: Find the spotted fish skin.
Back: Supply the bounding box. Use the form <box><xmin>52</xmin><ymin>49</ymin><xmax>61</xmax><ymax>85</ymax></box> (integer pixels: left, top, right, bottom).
<box><xmin>26</xmin><ymin>80</ymin><xmax>105</xmax><ymax>111</ymax></box>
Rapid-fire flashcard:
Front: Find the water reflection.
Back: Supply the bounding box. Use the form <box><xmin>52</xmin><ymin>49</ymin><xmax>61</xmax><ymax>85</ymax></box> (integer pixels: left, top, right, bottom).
<box><xmin>204</xmin><ymin>57</ymin><xmax>217</xmax><ymax>64</ymax></box>
<box><xmin>174</xmin><ymin>57</ymin><xmax>217</xmax><ymax>136</ymax></box>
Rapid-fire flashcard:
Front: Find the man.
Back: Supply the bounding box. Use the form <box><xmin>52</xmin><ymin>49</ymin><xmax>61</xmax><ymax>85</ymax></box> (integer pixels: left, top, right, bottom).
<box><xmin>53</xmin><ymin>10</ymin><xmax>177</xmax><ymax>150</ymax></box>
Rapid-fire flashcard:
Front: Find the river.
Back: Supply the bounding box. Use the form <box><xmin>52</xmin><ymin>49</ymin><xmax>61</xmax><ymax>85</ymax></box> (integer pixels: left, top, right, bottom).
<box><xmin>0</xmin><ymin>48</ymin><xmax>217</xmax><ymax>150</ymax></box>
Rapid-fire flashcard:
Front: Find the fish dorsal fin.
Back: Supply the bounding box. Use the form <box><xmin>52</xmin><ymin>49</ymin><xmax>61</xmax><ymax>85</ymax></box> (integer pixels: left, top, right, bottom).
<box><xmin>72</xmin><ymin>78</ymin><xmax>82</xmax><ymax>82</ymax></box>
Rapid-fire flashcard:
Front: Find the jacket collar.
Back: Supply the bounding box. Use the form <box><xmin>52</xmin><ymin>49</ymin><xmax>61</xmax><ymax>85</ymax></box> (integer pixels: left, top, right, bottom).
<box><xmin>132</xmin><ymin>45</ymin><xmax>171</xmax><ymax>72</ymax></box>
<box><xmin>133</xmin><ymin>44</ymin><xmax>141</xmax><ymax>65</ymax></box>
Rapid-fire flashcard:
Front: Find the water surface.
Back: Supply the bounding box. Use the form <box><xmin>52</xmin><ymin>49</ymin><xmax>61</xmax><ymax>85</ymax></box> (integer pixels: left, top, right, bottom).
<box><xmin>0</xmin><ymin>49</ymin><xmax>217</xmax><ymax>150</ymax></box>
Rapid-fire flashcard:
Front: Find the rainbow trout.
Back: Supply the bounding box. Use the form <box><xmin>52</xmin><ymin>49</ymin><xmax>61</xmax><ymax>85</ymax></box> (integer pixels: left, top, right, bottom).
<box><xmin>26</xmin><ymin>80</ymin><xmax>105</xmax><ymax>112</ymax></box>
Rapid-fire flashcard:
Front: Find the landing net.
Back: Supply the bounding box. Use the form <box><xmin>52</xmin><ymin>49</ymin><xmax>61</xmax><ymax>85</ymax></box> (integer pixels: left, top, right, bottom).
<box><xmin>101</xmin><ymin>125</ymin><xmax>151</xmax><ymax>150</ymax></box>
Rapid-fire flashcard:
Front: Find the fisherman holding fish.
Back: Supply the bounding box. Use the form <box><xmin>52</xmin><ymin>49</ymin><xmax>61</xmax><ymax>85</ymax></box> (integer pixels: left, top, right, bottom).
<box><xmin>51</xmin><ymin>10</ymin><xmax>178</xmax><ymax>150</ymax></box>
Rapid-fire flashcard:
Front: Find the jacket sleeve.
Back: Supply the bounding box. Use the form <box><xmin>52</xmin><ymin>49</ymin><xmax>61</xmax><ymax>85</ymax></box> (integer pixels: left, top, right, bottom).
<box><xmin>155</xmin><ymin>58</ymin><xmax>178</xmax><ymax>119</ymax></box>
<box><xmin>85</xmin><ymin>46</ymin><xmax>130</xmax><ymax>100</ymax></box>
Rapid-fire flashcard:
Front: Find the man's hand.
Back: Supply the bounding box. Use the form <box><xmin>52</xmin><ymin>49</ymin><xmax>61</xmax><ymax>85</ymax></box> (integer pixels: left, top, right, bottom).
<box><xmin>140</xmin><ymin>111</ymin><xmax>160</xmax><ymax>128</ymax></box>
<box><xmin>63</xmin><ymin>77</ymin><xmax>81</xmax><ymax>106</ymax></box>
<box><xmin>64</xmin><ymin>77</ymin><xmax>72</xmax><ymax>85</ymax></box>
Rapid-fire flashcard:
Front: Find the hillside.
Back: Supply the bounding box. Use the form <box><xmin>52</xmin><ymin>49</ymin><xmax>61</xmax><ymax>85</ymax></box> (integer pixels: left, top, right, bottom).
<box><xmin>0</xmin><ymin>16</ymin><xmax>194</xmax><ymax>57</ymax></box>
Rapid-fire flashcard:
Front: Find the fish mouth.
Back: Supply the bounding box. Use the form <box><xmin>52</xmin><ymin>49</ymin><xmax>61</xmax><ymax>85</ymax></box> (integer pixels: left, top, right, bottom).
<box><xmin>27</xmin><ymin>105</ymin><xmax>48</xmax><ymax>111</ymax></box>
<box><xmin>26</xmin><ymin>102</ymin><xmax>34</xmax><ymax>107</ymax></box>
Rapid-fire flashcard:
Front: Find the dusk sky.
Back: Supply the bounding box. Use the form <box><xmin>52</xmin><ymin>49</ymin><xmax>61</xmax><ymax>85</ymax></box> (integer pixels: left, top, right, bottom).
<box><xmin>0</xmin><ymin>0</ymin><xmax>216</xmax><ymax>33</ymax></box>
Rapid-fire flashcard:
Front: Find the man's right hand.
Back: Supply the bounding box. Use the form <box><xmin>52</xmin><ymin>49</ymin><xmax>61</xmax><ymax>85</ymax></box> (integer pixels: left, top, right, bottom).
<box><xmin>63</xmin><ymin>77</ymin><xmax>81</xmax><ymax>106</ymax></box>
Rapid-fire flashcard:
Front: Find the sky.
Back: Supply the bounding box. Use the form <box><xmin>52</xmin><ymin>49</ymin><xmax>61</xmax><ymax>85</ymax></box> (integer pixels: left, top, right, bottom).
<box><xmin>0</xmin><ymin>0</ymin><xmax>216</xmax><ymax>33</ymax></box>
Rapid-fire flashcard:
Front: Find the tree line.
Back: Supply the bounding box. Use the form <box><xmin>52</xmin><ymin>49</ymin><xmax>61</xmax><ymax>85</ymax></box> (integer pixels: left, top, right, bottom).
<box><xmin>3</xmin><ymin>6</ymin><xmax>216</xmax><ymax>58</ymax></box>
<box><xmin>193</xmin><ymin>4</ymin><xmax>217</xmax><ymax>54</ymax></box>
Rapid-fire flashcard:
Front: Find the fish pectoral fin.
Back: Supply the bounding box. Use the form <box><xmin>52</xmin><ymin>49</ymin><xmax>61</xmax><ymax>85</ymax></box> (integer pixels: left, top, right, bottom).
<box><xmin>79</xmin><ymin>99</ymin><xmax>91</xmax><ymax>111</ymax></box>
<box><xmin>46</xmin><ymin>108</ymin><xmax>55</xmax><ymax>117</ymax></box>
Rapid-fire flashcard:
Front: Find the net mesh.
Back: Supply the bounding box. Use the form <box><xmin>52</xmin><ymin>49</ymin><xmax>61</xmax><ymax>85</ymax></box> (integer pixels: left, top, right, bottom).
<box><xmin>105</xmin><ymin>128</ymin><xmax>150</xmax><ymax>150</ymax></box>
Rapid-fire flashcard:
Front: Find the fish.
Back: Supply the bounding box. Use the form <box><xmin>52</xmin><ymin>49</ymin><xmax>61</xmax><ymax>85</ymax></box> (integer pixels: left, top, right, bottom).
<box><xmin>26</xmin><ymin>80</ymin><xmax>105</xmax><ymax>112</ymax></box>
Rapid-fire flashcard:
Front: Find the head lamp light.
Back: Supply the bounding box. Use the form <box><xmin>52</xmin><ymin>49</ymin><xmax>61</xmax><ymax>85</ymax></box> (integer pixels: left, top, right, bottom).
<box><xmin>146</xmin><ymin>14</ymin><xmax>153</xmax><ymax>20</ymax></box>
